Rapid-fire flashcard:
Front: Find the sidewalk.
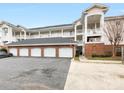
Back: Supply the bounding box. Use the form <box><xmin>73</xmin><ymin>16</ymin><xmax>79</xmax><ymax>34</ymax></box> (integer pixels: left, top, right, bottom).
<box><xmin>64</xmin><ymin>60</ymin><xmax>124</xmax><ymax>90</ymax></box>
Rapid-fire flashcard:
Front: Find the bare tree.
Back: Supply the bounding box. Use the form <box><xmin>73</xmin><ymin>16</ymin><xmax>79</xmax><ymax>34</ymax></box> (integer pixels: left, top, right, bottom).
<box><xmin>104</xmin><ymin>19</ymin><xmax>124</xmax><ymax>57</ymax></box>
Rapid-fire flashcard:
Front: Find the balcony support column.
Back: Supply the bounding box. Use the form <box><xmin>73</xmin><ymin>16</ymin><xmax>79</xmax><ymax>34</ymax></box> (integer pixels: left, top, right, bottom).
<box><xmin>20</xmin><ymin>32</ymin><xmax>22</xmax><ymax>40</ymax></box>
<box><xmin>74</xmin><ymin>25</ymin><xmax>77</xmax><ymax>41</ymax></box>
<box><xmin>100</xmin><ymin>13</ymin><xmax>104</xmax><ymax>43</ymax></box>
<box><xmin>49</xmin><ymin>31</ymin><xmax>51</xmax><ymax>37</ymax></box>
<box><xmin>24</xmin><ymin>31</ymin><xmax>26</xmax><ymax>39</ymax></box>
<box><xmin>95</xmin><ymin>22</ymin><xmax>97</xmax><ymax>32</ymax></box>
<box><xmin>84</xmin><ymin>15</ymin><xmax>87</xmax><ymax>43</ymax></box>
<box><xmin>61</xmin><ymin>29</ymin><xmax>63</xmax><ymax>37</ymax></box>
<box><xmin>39</xmin><ymin>31</ymin><xmax>40</xmax><ymax>37</ymax></box>
<box><xmin>29</xmin><ymin>33</ymin><xmax>31</xmax><ymax>39</ymax></box>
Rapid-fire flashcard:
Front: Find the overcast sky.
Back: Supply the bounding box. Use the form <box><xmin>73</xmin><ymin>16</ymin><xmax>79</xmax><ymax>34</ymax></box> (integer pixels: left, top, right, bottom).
<box><xmin>0</xmin><ymin>3</ymin><xmax>123</xmax><ymax>28</ymax></box>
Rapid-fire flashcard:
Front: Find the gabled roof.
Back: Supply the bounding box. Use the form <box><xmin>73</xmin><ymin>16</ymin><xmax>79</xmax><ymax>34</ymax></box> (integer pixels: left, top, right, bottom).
<box><xmin>17</xmin><ymin>25</ymin><xmax>31</xmax><ymax>32</ymax></box>
<box><xmin>84</xmin><ymin>3</ymin><xmax>108</xmax><ymax>14</ymax></box>
<box><xmin>0</xmin><ymin>21</ymin><xmax>21</xmax><ymax>30</ymax></box>
<box><xmin>7</xmin><ymin>37</ymin><xmax>77</xmax><ymax>46</ymax></box>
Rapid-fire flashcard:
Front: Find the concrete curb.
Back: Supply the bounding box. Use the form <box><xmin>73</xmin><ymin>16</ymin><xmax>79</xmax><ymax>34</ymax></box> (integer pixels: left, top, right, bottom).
<box><xmin>79</xmin><ymin>59</ymin><xmax>121</xmax><ymax>64</ymax></box>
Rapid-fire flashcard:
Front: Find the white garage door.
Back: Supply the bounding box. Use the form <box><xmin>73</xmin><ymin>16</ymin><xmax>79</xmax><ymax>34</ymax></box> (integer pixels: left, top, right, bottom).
<box><xmin>19</xmin><ymin>48</ymin><xmax>28</xmax><ymax>56</ymax></box>
<box><xmin>9</xmin><ymin>48</ymin><xmax>17</xmax><ymax>56</ymax></box>
<box><xmin>31</xmin><ymin>48</ymin><xmax>41</xmax><ymax>57</ymax></box>
<box><xmin>59</xmin><ymin>48</ymin><xmax>73</xmax><ymax>58</ymax></box>
<box><xmin>44</xmin><ymin>48</ymin><xmax>56</xmax><ymax>57</ymax></box>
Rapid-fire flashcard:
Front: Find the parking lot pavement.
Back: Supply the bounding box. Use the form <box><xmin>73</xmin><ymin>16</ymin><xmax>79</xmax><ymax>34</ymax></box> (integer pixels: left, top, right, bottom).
<box><xmin>65</xmin><ymin>62</ymin><xmax>124</xmax><ymax>90</ymax></box>
<box><xmin>0</xmin><ymin>57</ymin><xmax>71</xmax><ymax>90</ymax></box>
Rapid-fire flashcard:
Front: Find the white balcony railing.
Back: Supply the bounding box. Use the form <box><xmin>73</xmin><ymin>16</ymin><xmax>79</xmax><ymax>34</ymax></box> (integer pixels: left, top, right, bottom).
<box><xmin>63</xmin><ymin>32</ymin><xmax>74</xmax><ymax>37</ymax></box>
<box><xmin>87</xmin><ymin>28</ymin><xmax>101</xmax><ymax>35</ymax></box>
<box><xmin>77</xmin><ymin>30</ymin><xmax>84</xmax><ymax>34</ymax></box>
<box><xmin>14</xmin><ymin>35</ymin><xmax>25</xmax><ymax>39</ymax></box>
<box><xmin>14</xmin><ymin>31</ymin><xmax>75</xmax><ymax>39</ymax></box>
<box><xmin>41</xmin><ymin>34</ymin><xmax>50</xmax><ymax>38</ymax></box>
<box><xmin>51</xmin><ymin>33</ymin><xmax>62</xmax><ymax>37</ymax></box>
<box><xmin>77</xmin><ymin>40</ymin><xmax>84</xmax><ymax>45</ymax></box>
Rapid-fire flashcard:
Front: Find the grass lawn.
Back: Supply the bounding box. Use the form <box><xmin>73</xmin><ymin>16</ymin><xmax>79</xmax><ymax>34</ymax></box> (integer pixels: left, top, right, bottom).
<box><xmin>87</xmin><ymin>56</ymin><xmax>122</xmax><ymax>61</ymax></box>
<box><xmin>74</xmin><ymin>56</ymin><xmax>79</xmax><ymax>61</ymax></box>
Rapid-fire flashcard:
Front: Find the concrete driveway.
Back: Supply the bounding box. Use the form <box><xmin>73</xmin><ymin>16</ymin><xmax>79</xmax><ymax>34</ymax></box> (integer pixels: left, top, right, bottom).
<box><xmin>65</xmin><ymin>62</ymin><xmax>124</xmax><ymax>90</ymax></box>
<box><xmin>0</xmin><ymin>57</ymin><xmax>71</xmax><ymax>90</ymax></box>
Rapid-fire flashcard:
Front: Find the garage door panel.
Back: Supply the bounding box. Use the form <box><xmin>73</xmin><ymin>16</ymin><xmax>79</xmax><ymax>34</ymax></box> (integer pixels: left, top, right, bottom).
<box><xmin>9</xmin><ymin>48</ymin><xmax>17</xmax><ymax>56</ymax></box>
<box><xmin>59</xmin><ymin>48</ymin><xmax>73</xmax><ymax>58</ymax></box>
<box><xmin>44</xmin><ymin>48</ymin><xmax>56</xmax><ymax>57</ymax></box>
<box><xmin>19</xmin><ymin>48</ymin><xmax>28</xmax><ymax>56</ymax></box>
<box><xmin>31</xmin><ymin>48</ymin><xmax>41</xmax><ymax>57</ymax></box>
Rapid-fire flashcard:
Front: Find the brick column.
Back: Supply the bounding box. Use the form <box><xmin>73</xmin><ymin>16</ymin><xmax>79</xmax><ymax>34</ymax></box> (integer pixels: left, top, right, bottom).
<box><xmin>17</xmin><ymin>48</ymin><xmax>19</xmax><ymax>56</ymax></box>
<box><xmin>56</xmin><ymin>47</ymin><xmax>59</xmax><ymax>57</ymax></box>
<box><xmin>41</xmin><ymin>47</ymin><xmax>44</xmax><ymax>57</ymax></box>
<box><xmin>28</xmin><ymin>48</ymin><xmax>31</xmax><ymax>57</ymax></box>
<box><xmin>73</xmin><ymin>45</ymin><xmax>76</xmax><ymax>57</ymax></box>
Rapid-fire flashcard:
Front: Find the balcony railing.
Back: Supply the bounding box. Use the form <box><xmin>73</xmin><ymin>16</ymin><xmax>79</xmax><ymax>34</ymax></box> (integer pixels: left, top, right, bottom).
<box><xmin>77</xmin><ymin>30</ymin><xmax>84</xmax><ymax>34</ymax></box>
<box><xmin>87</xmin><ymin>28</ymin><xmax>101</xmax><ymax>35</ymax></box>
<box><xmin>77</xmin><ymin>40</ymin><xmax>84</xmax><ymax>45</ymax></box>
<box><xmin>14</xmin><ymin>35</ymin><xmax>25</xmax><ymax>39</ymax></box>
<box><xmin>14</xmin><ymin>32</ymin><xmax>75</xmax><ymax>39</ymax></box>
<box><xmin>51</xmin><ymin>33</ymin><xmax>62</xmax><ymax>37</ymax></box>
<box><xmin>63</xmin><ymin>32</ymin><xmax>74</xmax><ymax>37</ymax></box>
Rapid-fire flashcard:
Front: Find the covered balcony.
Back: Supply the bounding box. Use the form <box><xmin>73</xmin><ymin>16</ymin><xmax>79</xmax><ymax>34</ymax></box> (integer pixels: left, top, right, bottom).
<box><xmin>76</xmin><ymin>35</ymin><xmax>84</xmax><ymax>45</ymax></box>
<box><xmin>63</xmin><ymin>29</ymin><xmax>74</xmax><ymax>37</ymax></box>
<box><xmin>87</xmin><ymin>36</ymin><xmax>101</xmax><ymax>43</ymax></box>
<box><xmin>86</xmin><ymin>14</ymin><xmax>103</xmax><ymax>36</ymax></box>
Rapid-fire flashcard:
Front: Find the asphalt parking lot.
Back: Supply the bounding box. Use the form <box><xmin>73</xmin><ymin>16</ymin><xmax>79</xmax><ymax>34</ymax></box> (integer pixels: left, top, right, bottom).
<box><xmin>0</xmin><ymin>57</ymin><xmax>71</xmax><ymax>90</ymax></box>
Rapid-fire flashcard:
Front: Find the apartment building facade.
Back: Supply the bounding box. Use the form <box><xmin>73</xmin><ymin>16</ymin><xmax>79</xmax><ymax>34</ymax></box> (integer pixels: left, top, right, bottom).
<box><xmin>0</xmin><ymin>4</ymin><xmax>124</xmax><ymax>57</ymax></box>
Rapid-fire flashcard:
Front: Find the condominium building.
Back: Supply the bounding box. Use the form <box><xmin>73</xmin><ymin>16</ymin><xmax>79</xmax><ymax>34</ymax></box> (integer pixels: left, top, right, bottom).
<box><xmin>0</xmin><ymin>4</ymin><xmax>124</xmax><ymax>57</ymax></box>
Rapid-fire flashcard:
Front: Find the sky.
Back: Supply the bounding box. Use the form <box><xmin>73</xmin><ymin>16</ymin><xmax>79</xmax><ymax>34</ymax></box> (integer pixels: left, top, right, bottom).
<box><xmin>0</xmin><ymin>3</ymin><xmax>123</xmax><ymax>28</ymax></box>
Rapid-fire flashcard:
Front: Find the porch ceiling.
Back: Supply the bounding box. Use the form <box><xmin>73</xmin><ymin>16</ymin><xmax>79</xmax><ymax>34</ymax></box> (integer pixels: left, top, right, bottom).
<box><xmin>87</xmin><ymin>15</ymin><xmax>101</xmax><ymax>24</ymax></box>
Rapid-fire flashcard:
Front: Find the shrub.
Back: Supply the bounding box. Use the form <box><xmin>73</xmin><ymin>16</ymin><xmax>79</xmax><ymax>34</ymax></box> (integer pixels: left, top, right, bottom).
<box><xmin>92</xmin><ymin>54</ymin><xmax>112</xmax><ymax>57</ymax></box>
<box><xmin>76</xmin><ymin>50</ymin><xmax>82</xmax><ymax>57</ymax></box>
<box><xmin>104</xmin><ymin>51</ymin><xmax>112</xmax><ymax>57</ymax></box>
<box><xmin>92</xmin><ymin>54</ymin><xmax>98</xmax><ymax>57</ymax></box>
<box><xmin>116</xmin><ymin>52</ymin><xmax>121</xmax><ymax>56</ymax></box>
<box><xmin>0</xmin><ymin>48</ymin><xmax>8</xmax><ymax>53</ymax></box>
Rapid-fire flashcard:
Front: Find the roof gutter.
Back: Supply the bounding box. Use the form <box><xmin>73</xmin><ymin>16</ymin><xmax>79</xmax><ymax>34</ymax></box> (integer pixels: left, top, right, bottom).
<box><xmin>7</xmin><ymin>43</ymin><xmax>77</xmax><ymax>47</ymax></box>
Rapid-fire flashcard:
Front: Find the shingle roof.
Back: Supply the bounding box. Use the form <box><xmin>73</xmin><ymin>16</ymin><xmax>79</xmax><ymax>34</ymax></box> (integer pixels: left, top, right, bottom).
<box><xmin>84</xmin><ymin>3</ymin><xmax>108</xmax><ymax>13</ymax></box>
<box><xmin>7</xmin><ymin>37</ymin><xmax>77</xmax><ymax>46</ymax></box>
<box><xmin>28</xmin><ymin>24</ymin><xmax>73</xmax><ymax>32</ymax></box>
<box><xmin>105</xmin><ymin>15</ymin><xmax>124</xmax><ymax>21</ymax></box>
<box><xmin>29</xmin><ymin>24</ymin><xmax>73</xmax><ymax>30</ymax></box>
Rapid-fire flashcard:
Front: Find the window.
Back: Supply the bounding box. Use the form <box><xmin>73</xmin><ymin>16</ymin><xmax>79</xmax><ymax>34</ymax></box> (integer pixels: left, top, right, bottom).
<box><xmin>116</xmin><ymin>47</ymin><xmax>121</xmax><ymax>56</ymax></box>
<box><xmin>2</xmin><ymin>27</ymin><xmax>8</xmax><ymax>36</ymax></box>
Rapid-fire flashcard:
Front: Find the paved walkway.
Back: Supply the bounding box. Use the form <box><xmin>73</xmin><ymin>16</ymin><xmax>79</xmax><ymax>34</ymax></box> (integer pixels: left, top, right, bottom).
<box><xmin>64</xmin><ymin>61</ymin><xmax>124</xmax><ymax>90</ymax></box>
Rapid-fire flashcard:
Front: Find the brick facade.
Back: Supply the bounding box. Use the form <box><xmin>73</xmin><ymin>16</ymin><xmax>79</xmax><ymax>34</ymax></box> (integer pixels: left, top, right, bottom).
<box><xmin>85</xmin><ymin>43</ymin><xmax>124</xmax><ymax>57</ymax></box>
